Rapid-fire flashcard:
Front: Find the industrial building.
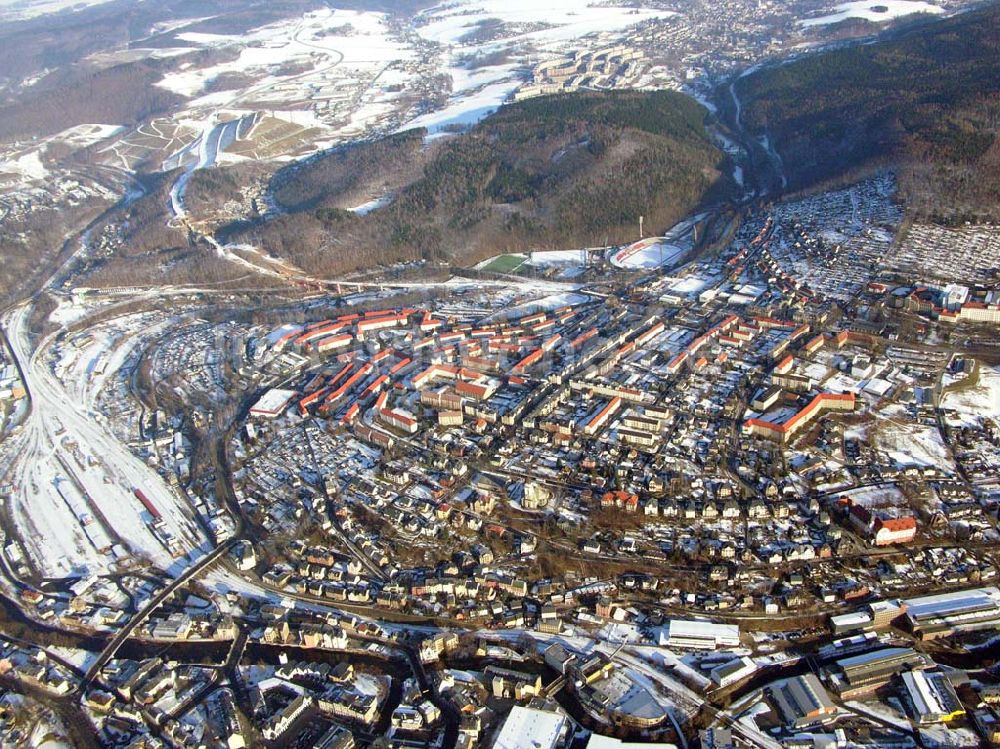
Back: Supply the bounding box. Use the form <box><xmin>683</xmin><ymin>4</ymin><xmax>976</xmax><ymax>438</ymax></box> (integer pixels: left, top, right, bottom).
<box><xmin>249</xmin><ymin>388</ymin><xmax>297</xmax><ymax>419</ymax></box>
<box><xmin>767</xmin><ymin>674</ymin><xmax>838</xmax><ymax>728</ymax></box>
<box><xmin>492</xmin><ymin>705</ymin><xmax>568</xmax><ymax>749</ymax></box>
<box><xmin>710</xmin><ymin>656</ymin><xmax>757</xmax><ymax>688</ymax></box>
<box><xmin>901</xmin><ymin>670</ymin><xmax>965</xmax><ymax>724</ymax></box>
<box><xmin>827</xmin><ymin>647</ymin><xmax>932</xmax><ymax>698</ymax></box>
<box><xmin>661</xmin><ymin>619</ymin><xmax>740</xmax><ymax>650</ymax></box>
<box><xmin>903</xmin><ymin>587</ymin><xmax>1000</xmax><ymax>640</ymax></box>
<box><xmin>586</xmin><ymin>737</ymin><xmax>677</xmax><ymax>749</ymax></box>
<box><xmin>829</xmin><ymin>610</ymin><xmax>874</xmax><ymax>636</ymax></box>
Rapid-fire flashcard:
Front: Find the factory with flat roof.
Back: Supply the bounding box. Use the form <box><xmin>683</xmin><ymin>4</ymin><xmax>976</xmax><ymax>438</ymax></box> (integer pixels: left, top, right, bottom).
<box><xmin>903</xmin><ymin>587</ymin><xmax>1000</xmax><ymax>640</ymax></box>
<box><xmin>710</xmin><ymin>656</ymin><xmax>757</xmax><ymax>688</ymax></box>
<box><xmin>902</xmin><ymin>670</ymin><xmax>965</xmax><ymax>724</ymax></box>
<box><xmin>827</xmin><ymin>647</ymin><xmax>932</xmax><ymax>698</ymax></box>
<box><xmin>767</xmin><ymin>674</ymin><xmax>838</xmax><ymax>728</ymax></box>
<box><xmin>660</xmin><ymin>619</ymin><xmax>740</xmax><ymax>650</ymax></box>
<box><xmin>249</xmin><ymin>388</ymin><xmax>297</xmax><ymax>418</ymax></box>
<box><xmin>492</xmin><ymin>704</ymin><xmax>568</xmax><ymax>749</ymax></box>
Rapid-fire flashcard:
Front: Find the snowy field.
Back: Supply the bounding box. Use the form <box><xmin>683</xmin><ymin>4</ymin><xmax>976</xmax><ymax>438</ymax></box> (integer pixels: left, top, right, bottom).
<box><xmin>837</xmin><ymin>483</ymin><xmax>906</xmax><ymax>508</ymax></box>
<box><xmin>525</xmin><ymin>250</ymin><xmax>592</xmax><ymax>279</ymax></box>
<box><xmin>872</xmin><ymin>417</ymin><xmax>953</xmax><ymax>471</ymax></box>
<box><xmin>0</xmin><ymin>0</ymin><xmax>114</xmax><ymax>21</ymax></box>
<box><xmin>159</xmin><ymin>10</ymin><xmax>414</xmax><ymax>100</ymax></box>
<box><xmin>408</xmin><ymin>0</ymin><xmax>676</xmax><ymax>133</ymax></box>
<box><xmin>800</xmin><ymin>0</ymin><xmax>944</xmax><ymax>26</ymax></box>
<box><xmin>0</xmin><ymin>123</ymin><xmax>123</xmax><ymax>184</ymax></box>
<box><xmin>0</xmin><ymin>150</ymin><xmax>48</xmax><ymax>181</ymax></box>
<box><xmin>941</xmin><ymin>366</ymin><xmax>1000</xmax><ymax>428</ymax></box>
<box><xmin>53</xmin><ymin>123</ymin><xmax>125</xmax><ymax>148</ymax></box>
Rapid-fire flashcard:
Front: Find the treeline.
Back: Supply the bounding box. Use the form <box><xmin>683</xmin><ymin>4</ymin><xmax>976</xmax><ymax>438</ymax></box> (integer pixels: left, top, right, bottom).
<box><xmin>0</xmin><ymin>59</ymin><xmax>183</xmax><ymax>143</ymax></box>
<box><xmin>81</xmin><ymin>247</ymin><xmax>264</xmax><ymax>289</ymax></box>
<box><xmin>271</xmin><ymin>128</ymin><xmax>429</xmax><ymax>212</ymax></box>
<box><xmin>0</xmin><ymin>198</ymin><xmax>112</xmax><ymax>306</ymax></box>
<box><xmin>98</xmin><ymin>171</ymin><xmax>187</xmax><ymax>257</ymax></box>
<box><xmin>230</xmin><ymin>90</ymin><xmax>730</xmax><ymax>277</ymax></box>
<box><xmin>735</xmin><ymin>3</ymin><xmax>1000</xmax><ymax>222</ymax></box>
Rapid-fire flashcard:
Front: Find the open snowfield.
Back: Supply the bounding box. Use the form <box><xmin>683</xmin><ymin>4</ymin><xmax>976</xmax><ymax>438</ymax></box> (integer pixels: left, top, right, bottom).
<box><xmin>0</xmin><ymin>124</ymin><xmax>124</xmax><ymax>185</ymax></box>
<box><xmin>837</xmin><ymin>483</ymin><xmax>906</xmax><ymax>508</ymax></box>
<box><xmin>0</xmin><ymin>150</ymin><xmax>47</xmax><ymax>181</ymax></box>
<box><xmin>873</xmin><ymin>418</ymin><xmax>954</xmax><ymax>471</ymax></box>
<box><xmin>0</xmin><ymin>0</ymin><xmax>114</xmax><ymax>22</ymax></box>
<box><xmin>526</xmin><ymin>250</ymin><xmax>592</xmax><ymax>278</ymax></box>
<box><xmin>941</xmin><ymin>365</ymin><xmax>1000</xmax><ymax>428</ymax></box>
<box><xmin>159</xmin><ymin>9</ymin><xmax>413</xmax><ymax>99</ymax></box>
<box><xmin>408</xmin><ymin>79</ymin><xmax>521</xmax><ymax>134</ymax></box>
<box><xmin>348</xmin><ymin>194</ymin><xmax>393</xmax><ymax>215</ymax></box>
<box><xmin>408</xmin><ymin>0</ymin><xmax>675</xmax><ymax>133</ymax></box>
<box><xmin>800</xmin><ymin>0</ymin><xmax>944</xmax><ymax>26</ymax></box>
<box><xmin>416</xmin><ymin>0</ymin><xmax>675</xmax><ymax>47</ymax></box>
<box><xmin>52</xmin><ymin>123</ymin><xmax>125</xmax><ymax>148</ymax></box>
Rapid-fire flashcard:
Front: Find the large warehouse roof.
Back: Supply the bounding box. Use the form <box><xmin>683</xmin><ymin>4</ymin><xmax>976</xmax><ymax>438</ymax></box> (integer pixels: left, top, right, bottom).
<box><xmin>250</xmin><ymin>388</ymin><xmax>297</xmax><ymax>417</ymax></box>
<box><xmin>905</xmin><ymin>587</ymin><xmax>1000</xmax><ymax>620</ymax></box>
<box><xmin>669</xmin><ymin>619</ymin><xmax>740</xmax><ymax>641</ymax></box>
<box><xmin>493</xmin><ymin>706</ymin><xmax>567</xmax><ymax>749</ymax></box>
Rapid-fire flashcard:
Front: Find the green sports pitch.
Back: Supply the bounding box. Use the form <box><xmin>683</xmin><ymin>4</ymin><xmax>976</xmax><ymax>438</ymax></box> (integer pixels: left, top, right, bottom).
<box><xmin>480</xmin><ymin>254</ymin><xmax>528</xmax><ymax>274</ymax></box>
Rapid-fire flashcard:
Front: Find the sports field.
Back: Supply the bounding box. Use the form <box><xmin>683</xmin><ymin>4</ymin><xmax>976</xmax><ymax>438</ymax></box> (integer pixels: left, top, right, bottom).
<box><xmin>479</xmin><ymin>253</ymin><xmax>528</xmax><ymax>274</ymax></box>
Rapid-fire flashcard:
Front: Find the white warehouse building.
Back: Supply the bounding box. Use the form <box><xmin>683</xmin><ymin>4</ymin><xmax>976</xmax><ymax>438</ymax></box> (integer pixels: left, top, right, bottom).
<box><xmin>661</xmin><ymin>619</ymin><xmax>740</xmax><ymax>650</ymax></box>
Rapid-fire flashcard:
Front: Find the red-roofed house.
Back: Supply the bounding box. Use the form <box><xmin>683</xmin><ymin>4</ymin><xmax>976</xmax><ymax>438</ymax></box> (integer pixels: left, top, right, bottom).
<box><xmin>601</xmin><ymin>490</ymin><xmax>639</xmax><ymax>513</ymax></box>
<box><xmin>874</xmin><ymin>516</ymin><xmax>916</xmax><ymax>546</ymax></box>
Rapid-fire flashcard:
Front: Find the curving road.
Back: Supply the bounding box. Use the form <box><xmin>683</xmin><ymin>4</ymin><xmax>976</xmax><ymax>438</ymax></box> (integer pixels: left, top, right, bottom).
<box><xmin>79</xmin><ymin>539</ymin><xmax>235</xmax><ymax>694</ymax></box>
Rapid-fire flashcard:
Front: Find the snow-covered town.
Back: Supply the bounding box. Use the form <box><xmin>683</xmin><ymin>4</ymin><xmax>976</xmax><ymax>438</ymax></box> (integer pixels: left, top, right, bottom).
<box><xmin>0</xmin><ymin>0</ymin><xmax>999</xmax><ymax>748</ymax></box>
<box><xmin>0</xmin><ymin>161</ymin><xmax>998</xmax><ymax>748</ymax></box>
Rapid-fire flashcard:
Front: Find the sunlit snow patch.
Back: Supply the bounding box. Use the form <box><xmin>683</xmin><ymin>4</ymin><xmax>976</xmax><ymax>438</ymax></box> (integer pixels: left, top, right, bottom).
<box><xmin>800</xmin><ymin>0</ymin><xmax>944</xmax><ymax>27</ymax></box>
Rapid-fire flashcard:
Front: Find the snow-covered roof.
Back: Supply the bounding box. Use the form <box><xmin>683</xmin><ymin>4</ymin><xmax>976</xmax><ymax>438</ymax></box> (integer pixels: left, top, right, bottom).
<box><xmin>493</xmin><ymin>706</ymin><xmax>566</xmax><ymax>749</ymax></box>
<box><xmin>250</xmin><ymin>388</ymin><xmax>296</xmax><ymax>417</ymax></box>
<box><xmin>904</xmin><ymin>586</ymin><xmax>1000</xmax><ymax>621</ymax></box>
<box><xmin>668</xmin><ymin>619</ymin><xmax>739</xmax><ymax>641</ymax></box>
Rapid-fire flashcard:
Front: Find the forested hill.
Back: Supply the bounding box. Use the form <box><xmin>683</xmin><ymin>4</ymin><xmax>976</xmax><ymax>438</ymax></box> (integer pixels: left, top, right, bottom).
<box><xmin>230</xmin><ymin>90</ymin><xmax>731</xmax><ymax>277</ymax></box>
<box><xmin>734</xmin><ymin>3</ymin><xmax>1000</xmax><ymax>223</ymax></box>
